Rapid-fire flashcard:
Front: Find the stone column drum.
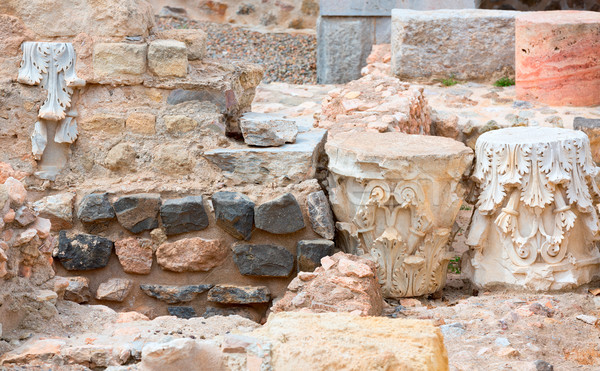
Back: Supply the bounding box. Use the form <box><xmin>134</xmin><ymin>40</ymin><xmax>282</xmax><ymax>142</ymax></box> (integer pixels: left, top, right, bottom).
<box><xmin>515</xmin><ymin>11</ymin><xmax>600</xmax><ymax>106</ymax></box>
<box><xmin>326</xmin><ymin>132</ymin><xmax>473</xmax><ymax>298</ymax></box>
<box><xmin>466</xmin><ymin>127</ymin><xmax>600</xmax><ymax>290</ymax></box>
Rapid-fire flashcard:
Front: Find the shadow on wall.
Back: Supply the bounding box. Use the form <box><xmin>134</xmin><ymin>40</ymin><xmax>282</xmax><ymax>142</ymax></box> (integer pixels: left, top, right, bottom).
<box><xmin>477</xmin><ymin>0</ymin><xmax>600</xmax><ymax>11</ymax></box>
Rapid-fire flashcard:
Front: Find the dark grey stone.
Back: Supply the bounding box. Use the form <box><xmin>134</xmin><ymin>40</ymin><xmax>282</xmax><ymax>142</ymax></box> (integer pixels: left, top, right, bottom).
<box><xmin>140</xmin><ymin>284</ymin><xmax>213</xmax><ymax>304</ymax></box>
<box><xmin>207</xmin><ymin>285</ymin><xmax>270</xmax><ymax>304</ymax></box>
<box><xmin>56</xmin><ymin>231</ymin><xmax>113</xmax><ymax>271</ymax></box>
<box><xmin>77</xmin><ymin>193</ymin><xmax>115</xmax><ymax>223</ymax></box>
<box><xmin>15</xmin><ymin>206</ymin><xmax>36</xmax><ymax>226</ymax></box>
<box><xmin>573</xmin><ymin>117</ymin><xmax>600</xmax><ymax>130</ymax></box>
<box><xmin>232</xmin><ymin>244</ymin><xmax>294</xmax><ymax>277</ymax></box>
<box><xmin>534</xmin><ymin>360</ymin><xmax>554</xmax><ymax>371</ymax></box>
<box><xmin>254</xmin><ymin>193</ymin><xmax>304</xmax><ymax>234</ymax></box>
<box><xmin>167</xmin><ymin>306</ymin><xmax>197</xmax><ymax>319</ymax></box>
<box><xmin>113</xmin><ymin>193</ymin><xmax>161</xmax><ymax>234</ymax></box>
<box><xmin>306</xmin><ymin>191</ymin><xmax>335</xmax><ymax>240</ymax></box>
<box><xmin>212</xmin><ymin>192</ymin><xmax>254</xmax><ymax>240</ymax></box>
<box><xmin>297</xmin><ymin>239</ymin><xmax>335</xmax><ymax>272</ymax></box>
<box><xmin>160</xmin><ymin>196</ymin><xmax>209</xmax><ymax>235</ymax></box>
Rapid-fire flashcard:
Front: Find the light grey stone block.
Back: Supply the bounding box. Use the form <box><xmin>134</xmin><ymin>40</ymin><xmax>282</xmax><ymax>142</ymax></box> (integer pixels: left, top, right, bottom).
<box><xmin>320</xmin><ymin>0</ymin><xmax>475</xmax><ymax>16</ymax></box>
<box><xmin>391</xmin><ymin>9</ymin><xmax>517</xmax><ymax>81</ymax></box>
<box><xmin>317</xmin><ymin>17</ymin><xmax>374</xmax><ymax>84</ymax></box>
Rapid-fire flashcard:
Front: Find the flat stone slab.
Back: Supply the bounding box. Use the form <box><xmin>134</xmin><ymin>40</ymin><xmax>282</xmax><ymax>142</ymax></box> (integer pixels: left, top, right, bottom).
<box><xmin>204</xmin><ymin>129</ymin><xmax>326</xmax><ymax>185</ymax></box>
<box><xmin>516</xmin><ymin>11</ymin><xmax>600</xmax><ymax>106</ymax></box>
<box><xmin>140</xmin><ymin>284</ymin><xmax>213</xmax><ymax>304</ymax></box>
<box><xmin>320</xmin><ymin>0</ymin><xmax>475</xmax><ymax>15</ymax></box>
<box><xmin>207</xmin><ymin>285</ymin><xmax>270</xmax><ymax>304</ymax></box>
<box><xmin>391</xmin><ymin>9</ymin><xmax>516</xmax><ymax>81</ymax></box>
<box><xmin>240</xmin><ymin>112</ymin><xmax>298</xmax><ymax>147</ymax></box>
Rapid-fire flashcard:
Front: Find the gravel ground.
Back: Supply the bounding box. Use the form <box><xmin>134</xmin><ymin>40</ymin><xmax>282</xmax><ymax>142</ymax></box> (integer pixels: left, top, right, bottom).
<box><xmin>156</xmin><ymin>17</ymin><xmax>316</xmax><ymax>84</ymax></box>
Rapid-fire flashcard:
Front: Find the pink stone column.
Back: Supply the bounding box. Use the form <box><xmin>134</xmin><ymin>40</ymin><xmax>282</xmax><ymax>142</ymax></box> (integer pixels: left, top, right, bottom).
<box><xmin>516</xmin><ymin>11</ymin><xmax>600</xmax><ymax>106</ymax></box>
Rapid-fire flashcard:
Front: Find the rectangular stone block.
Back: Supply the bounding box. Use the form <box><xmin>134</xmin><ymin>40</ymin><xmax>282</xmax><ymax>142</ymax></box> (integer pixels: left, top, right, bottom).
<box><xmin>317</xmin><ymin>17</ymin><xmax>374</xmax><ymax>84</ymax></box>
<box><xmin>391</xmin><ymin>9</ymin><xmax>517</xmax><ymax>81</ymax></box>
<box><xmin>204</xmin><ymin>130</ymin><xmax>326</xmax><ymax>185</ymax></box>
<box><xmin>321</xmin><ymin>0</ymin><xmax>476</xmax><ymax>16</ymax></box>
<box><xmin>157</xmin><ymin>29</ymin><xmax>207</xmax><ymax>60</ymax></box>
<box><xmin>148</xmin><ymin>40</ymin><xmax>188</xmax><ymax>78</ymax></box>
<box><xmin>93</xmin><ymin>43</ymin><xmax>147</xmax><ymax>83</ymax></box>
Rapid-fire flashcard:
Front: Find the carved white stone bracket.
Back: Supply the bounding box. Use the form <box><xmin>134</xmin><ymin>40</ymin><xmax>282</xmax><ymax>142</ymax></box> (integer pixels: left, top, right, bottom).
<box><xmin>466</xmin><ymin>127</ymin><xmax>600</xmax><ymax>290</ymax></box>
<box><xmin>326</xmin><ymin>132</ymin><xmax>473</xmax><ymax>298</ymax></box>
<box><xmin>18</xmin><ymin>42</ymin><xmax>85</xmax><ymax>161</ymax></box>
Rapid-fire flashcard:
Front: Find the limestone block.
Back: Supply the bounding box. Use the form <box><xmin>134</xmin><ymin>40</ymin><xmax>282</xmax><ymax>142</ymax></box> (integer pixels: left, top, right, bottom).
<box><xmin>240</xmin><ymin>112</ymin><xmax>298</xmax><ymax>147</ymax></box>
<box><xmin>466</xmin><ymin>127</ymin><xmax>600</xmax><ymax>290</ymax></box>
<box><xmin>156</xmin><ymin>237</ymin><xmax>227</xmax><ymax>272</ymax></box>
<box><xmin>95</xmin><ymin>278</ymin><xmax>132</xmax><ymax>302</ymax></box>
<box><xmin>104</xmin><ymin>143</ymin><xmax>136</xmax><ymax>171</ymax></box>
<box><xmin>158</xmin><ymin>29</ymin><xmax>207</xmax><ymax>60</ymax></box>
<box><xmin>93</xmin><ymin>43</ymin><xmax>147</xmax><ymax>83</ymax></box>
<box><xmin>148</xmin><ymin>40</ymin><xmax>188</xmax><ymax>78</ymax></box>
<box><xmin>251</xmin><ymin>312</ymin><xmax>449</xmax><ymax>371</ymax></box>
<box><xmin>80</xmin><ymin>114</ymin><xmax>125</xmax><ymax>134</ymax></box>
<box><xmin>32</xmin><ymin>192</ymin><xmax>75</xmax><ymax>230</ymax></box>
<box><xmin>164</xmin><ymin>115</ymin><xmax>197</xmax><ymax>133</ymax></box>
<box><xmin>326</xmin><ymin>132</ymin><xmax>473</xmax><ymax>298</ymax></box>
<box><xmin>0</xmin><ymin>0</ymin><xmax>153</xmax><ymax>37</ymax></box>
<box><xmin>317</xmin><ymin>17</ymin><xmax>374</xmax><ymax>84</ymax></box>
<box><xmin>140</xmin><ymin>339</ymin><xmax>224</xmax><ymax>371</ymax></box>
<box><xmin>126</xmin><ymin>112</ymin><xmax>156</xmax><ymax>134</ymax></box>
<box><xmin>152</xmin><ymin>144</ymin><xmax>193</xmax><ymax>175</ymax></box>
<box><xmin>321</xmin><ymin>0</ymin><xmax>476</xmax><ymax>15</ymax></box>
<box><xmin>515</xmin><ymin>11</ymin><xmax>600</xmax><ymax>106</ymax></box>
<box><xmin>204</xmin><ymin>130</ymin><xmax>326</xmax><ymax>186</ymax></box>
<box><xmin>391</xmin><ymin>9</ymin><xmax>516</xmax><ymax>81</ymax></box>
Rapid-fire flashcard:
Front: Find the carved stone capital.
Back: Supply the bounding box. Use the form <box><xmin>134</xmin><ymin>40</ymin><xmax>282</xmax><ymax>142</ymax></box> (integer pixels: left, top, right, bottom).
<box><xmin>326</xmin><ymin>132</ymin><xmax>473</xmax><ymax>298</ymax></box>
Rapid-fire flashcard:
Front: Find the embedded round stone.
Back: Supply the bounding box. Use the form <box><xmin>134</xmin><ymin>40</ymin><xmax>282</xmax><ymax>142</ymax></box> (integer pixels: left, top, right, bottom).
<box><xmin>232</xmin><ymin>244</ymin><xmax>294</xmax><ymax>277</ymax></box>
<box><xmin>254</xmin><ymin>193</ymin><xmax>305</xmax><ymax>234</ymax></box>
<box><xmin>212</xmin><ymin>192</ymin><xmax>254</xmax><ymax>240</ymax></box>
<box><xmin>56</xmin><ymin>231</ymin><xmax>113</xmax><ymax>271</ymax></box>
<box><xmin>160</xmin><ymin>196</ymin><xmax>209</xmax><ymax>236</ymax></box>
<box><xmin>516</xmin><ymin>11</ymin><xmax>600</xmax><ymax>106</ymax></box>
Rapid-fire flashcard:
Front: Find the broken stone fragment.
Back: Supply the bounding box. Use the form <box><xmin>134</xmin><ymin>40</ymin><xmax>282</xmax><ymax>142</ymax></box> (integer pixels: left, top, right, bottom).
<box><xmin>140</xmin><ymin>338</ymin><xmax>224</xmax><ymax>371</ymax></box>
<box><xmin>77</xmin><ymin>193</ymin><xmax>116</xmax><ymax>224</ymax></box>
<box><xmin>232</xmin><ymin>243</ymin><xmax>294</xmax><ymax>277</ymax></box>
<box><xmin>140</xmin><ymin>284</ymin><xmax>213</xmax><ymax>304</ymax></box>
<box><xmin>32</xmin><ymin>192</ymin><xmax>75</xmax><ymax>231</ymax></box>
<box><xmin>211</xmin><ymin>191</ymin><xmax>254</xmax><ymax>240</ymax></box>
<box><xmin>207</xmin><ymin>285</ymin><xmax>270</xmax><ymax>304</ymax></box>
<box><xmin>4</xmin><ymin>177</ymin><xmax>26</xmax><ymax>207</ymax></box>
<box><xmin>158</xmin><ymin>28</ymin><xmax>207</xmax><ymax>60</ymax></box>
<box><xmin>167</xmin><ymin>306</ymin><xmax>197</xmax><ymax>319</ymax></box>
<box><xmin>14</xmin><ymin>206</ymin><xmax>36</xmax><ymax>227</ymax></box>
<box><xmin>156</xmin><ymin>237</ymin><xmax>227</xmax><ymax>272</ymax></box>
<box><xmin>95</xmin><ymin>278</ymin><xmax>133</xmax><ymax>302</ymax></box>
<box><xmin>297</xmin><ymin>239</ymin><xmax>335</xmax><ymax>272</ymax></box>
<box><xmin>113</xmin><ymin>193</ymin><xmax>161</xmax><ymax>233</ymax></box>
<box><xmin>254</xmin><ymin>193</ymin><xmax>305</xmax><ymax>234</ymax></box>
<box><xmin>306</xmin><ymin>190</ymin><xmax>335</xmax><ymax>240</ymax></box>
<box><xmin>114</xmin><ymin>237</ymin><xmax>153</xmax><ymax>274</ymax></box>
<box><xmin>56</xmin><ymin>231</ymin><xmax>113</xmax><ymax>271</ymax></box>
<box><xmin>148</xmin><ymin>39</ymin><xmax>188</xmax><ymax>77</ymax></box>
<box><xmin>240</xmin><ymin>112</ymin><xmax>298</xmax><ymax>147</ymax></box>
<box><xmin>64</xmin><ymin>276</ymin><xmax>91</xmax><ymax>303</ymax></box>
<box><xmin>160</xmin><ymin>196</ymin><xmax>209</xmax><ymax>236</ymax></box>
<box><xmin>31</xmin><ymin>217</ymin><xmax>51</xmax><ymax>239</ymax></box>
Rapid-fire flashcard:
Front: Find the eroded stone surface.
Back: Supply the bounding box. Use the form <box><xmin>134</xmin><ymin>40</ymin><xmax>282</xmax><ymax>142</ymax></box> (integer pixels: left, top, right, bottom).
<box><xmin>254</xmin><ymin>193</ymin><xmax>305</xmax><ymax>234</ymax></box>
<box><xmin>95</xmin><ymin>278</ymin><xmax>132</xmax><ymax>302</ymax></box>
<box><xmin>56</xmin><ymin>232</ymin><xmax>113</xmax><ymax>271</ymax></box>
<box><xmin>516</xmin><ymin>11</ymin><xmax>600</xmax><ymax>106</ymax></box>
<box><xmin>160</xmin><ymin>196</ymin><xmax>209</xmax><ymax>235</ymax></box>
<box><xmin>63</xmin><ymin>276</ymin><xmax>91</xmax><ymax>304</ymax></box>
<box><xmin>391</xmin><ymin>9</ymin><xmax>516</xmax><ymax>82</ymax></box>
<box><xmin>297</xmin><ymin>239</ymin><xmax>335</xmax><ymax>272</ymax></box>
<box><xmin>156</xmin><ymin>237</ymin><xmax>227</xmax><ymax>272</ymax></box>
<box><xmin>232</xmin><ymin>244</ymin><xmax>294</xmax><ymax>277</ymax></box>
<box><xmin>306</xmin><ymin>190</ymin><xmax>335</xmax><ymax>240</ymax></box>
<box><xmin>251</xmin><ymin>312</ymin><xmax>449</xmax><ymax>370</ymax></box>
<box><xmin>212</xmin><ymin>192</ymin><xmax>254</xmax><ymax>240</ymax></box>
<box><xmin>272</xmin><ymin>252</ymin><xmax>382</xmax><ymax>316</ymax></box>
<box><xmin>140</xmin><ymin>284</ymin><xmax>213</xmax><ymax>304</ymax></box>
<box><xmin>114</xmin><ymin>237</ymin><xmax>153</xmax><ymax>274</ymax></box>
<box><xmin>32</xmin><ymin>193</ymin><xmax>75</xmax><ymax>231</ymax></box>
<box><xmin>113</xmin><ymin>193</ymin><xmax>161</xmax><ymax>234</ymax></box>
<box><xmin>240</xmin><ymin>112</ymin><xmax>298</xmax><ymax>147</ymax></box>
<box><xmin>207</xmin><ymin>285</ymin><xmax>270</xmax><ymax>304</ymax></box>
